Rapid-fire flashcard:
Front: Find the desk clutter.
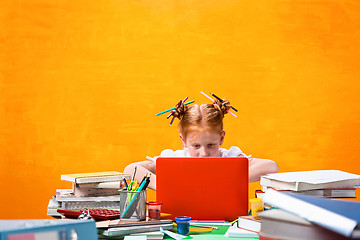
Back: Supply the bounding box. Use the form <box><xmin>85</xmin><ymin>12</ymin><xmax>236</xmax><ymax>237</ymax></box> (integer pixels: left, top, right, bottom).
<box><xmin>43</xmin><ymin>169</ymin><xmax>360</xmax><ymax>239</ymax></box>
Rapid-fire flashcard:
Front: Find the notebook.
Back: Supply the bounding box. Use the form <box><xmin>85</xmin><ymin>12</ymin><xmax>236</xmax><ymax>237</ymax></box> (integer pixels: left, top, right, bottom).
<box><xmin>156</xmin><ymin>157</ymin><xmax>249</xmax><ymax>221</ymax></box>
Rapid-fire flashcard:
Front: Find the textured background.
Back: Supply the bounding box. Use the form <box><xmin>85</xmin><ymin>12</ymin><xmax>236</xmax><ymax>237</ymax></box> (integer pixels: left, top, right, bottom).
<box><xmin>1</xmin><ymin>0</ymin><xmax>360</xmax><ymax>218</ymax></box>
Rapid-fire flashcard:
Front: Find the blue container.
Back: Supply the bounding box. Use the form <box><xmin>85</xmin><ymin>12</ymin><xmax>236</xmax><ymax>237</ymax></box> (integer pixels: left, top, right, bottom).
<box><xmin>175</xmin><ymin>216</ymin><xmax>192</xmax><ymax>235</ymax></box>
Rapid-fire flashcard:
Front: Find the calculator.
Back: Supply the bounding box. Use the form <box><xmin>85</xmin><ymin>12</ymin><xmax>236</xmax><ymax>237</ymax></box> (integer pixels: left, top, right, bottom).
<box><xmin>57</xmin><ymin>208</ymin><xmax>120</xmax><ymax>221</ymax></box>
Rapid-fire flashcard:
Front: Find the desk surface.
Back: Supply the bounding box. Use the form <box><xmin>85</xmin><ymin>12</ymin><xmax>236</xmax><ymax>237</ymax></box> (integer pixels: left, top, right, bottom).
<box><xmin>99</xmin><ymin>224</ymin><xmax>259</xmax><ymax>240</ymax></box>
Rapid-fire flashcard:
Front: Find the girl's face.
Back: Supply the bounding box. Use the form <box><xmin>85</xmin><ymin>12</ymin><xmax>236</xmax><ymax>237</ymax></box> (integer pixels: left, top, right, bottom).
<box><xmin>180</xmin><ymin>129</ymin><xmax>225</xmax><ymax>157</ymax></box>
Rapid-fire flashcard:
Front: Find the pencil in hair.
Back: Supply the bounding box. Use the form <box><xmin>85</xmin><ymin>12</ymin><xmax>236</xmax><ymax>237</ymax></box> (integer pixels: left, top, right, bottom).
<box><xmin>155</xmin><ymin>100</ymin><xmax>195</xmax><ymax>116</ymax></box>
<box><xmin>210</xmin><ymin>92</ymin><xmax>238</xmax><ymax>112</ymax></box>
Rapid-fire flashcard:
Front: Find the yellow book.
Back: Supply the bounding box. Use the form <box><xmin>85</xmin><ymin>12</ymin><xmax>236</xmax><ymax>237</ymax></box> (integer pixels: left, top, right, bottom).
<box><xmin>61</xmin><ymin>171</ymin><xmax>130</xmax><ymax>184</ymax></box>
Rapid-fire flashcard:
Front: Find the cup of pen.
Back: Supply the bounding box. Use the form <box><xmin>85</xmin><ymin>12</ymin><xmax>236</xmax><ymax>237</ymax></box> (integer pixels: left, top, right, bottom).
<box><xmin>119</xmin><ymin>190</ymin><xmax>147</xmax><ymax>220</ymax></box>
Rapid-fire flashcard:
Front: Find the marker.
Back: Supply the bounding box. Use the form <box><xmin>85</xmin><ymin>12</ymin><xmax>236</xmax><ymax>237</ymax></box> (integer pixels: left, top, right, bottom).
<box><xmin>155</xmin><ymin>100</ymin><xmax>195</xmax><ymax>116</ymax></box>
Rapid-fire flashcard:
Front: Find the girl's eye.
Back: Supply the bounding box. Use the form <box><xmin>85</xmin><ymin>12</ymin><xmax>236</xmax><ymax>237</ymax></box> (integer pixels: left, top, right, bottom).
<box><xmin>193</xmin><ymin>144</ymin><xmax>200</xmax><ymax>149</ymax></box>
<box><xmin>207</xmin><ymin>144</ymin><xmax>216</xmax><ymax>148</ymax></box>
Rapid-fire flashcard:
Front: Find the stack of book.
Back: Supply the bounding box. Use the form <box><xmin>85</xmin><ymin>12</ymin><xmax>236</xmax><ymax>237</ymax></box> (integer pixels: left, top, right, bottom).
<box><xmin>259</xmin><ymin>170</ymin><xmax>360</xmax><ymax>199</ymax></box>
<box><xmin>260</xmin><ymin>189</ymin><xmax>360</xmax><ymax>240</ymax></box>
<box><xmin>47</xmin><ymin>171</ymin><xmax>131</xmax><ymax>218</ymax></box>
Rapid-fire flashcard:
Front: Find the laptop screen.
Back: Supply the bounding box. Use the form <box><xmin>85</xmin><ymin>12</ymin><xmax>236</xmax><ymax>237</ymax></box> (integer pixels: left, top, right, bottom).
<box><xmin>156</xmin><ymin>157</ymin><xmax>248</xmax><ymax>221</ymax></box>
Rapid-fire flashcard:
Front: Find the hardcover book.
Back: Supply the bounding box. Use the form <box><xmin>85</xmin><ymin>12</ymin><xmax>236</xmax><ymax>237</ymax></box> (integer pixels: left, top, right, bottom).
<box><xmin>259</xmin><ymin>209</ymin><xmax>353</xmax><ymax>240</ymax></box>
<box><xmin>237</xmin><ymin>215</ymin><xmax>261</xmax><ymax>232</ymax></box>
<box><xmin>263</xmin><ymin>189</ymin><xmax>360</xmax><ymax>238</ymax></box>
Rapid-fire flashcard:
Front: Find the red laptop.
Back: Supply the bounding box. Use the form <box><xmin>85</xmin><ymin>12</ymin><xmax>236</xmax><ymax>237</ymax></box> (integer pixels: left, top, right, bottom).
<box><xmin>156</xmin><ymin>157</ymin><xmax>249</xmax><ymax>221</ymax></box>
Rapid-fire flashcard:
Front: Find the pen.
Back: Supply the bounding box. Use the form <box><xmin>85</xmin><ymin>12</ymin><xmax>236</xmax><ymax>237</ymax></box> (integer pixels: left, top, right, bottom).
<box><xmin>123</xmin><ymin>178</ymin><xmax>128</xmax><ymax>189</ymax></box>
<box><xmin>132</xmin><ymin>166</ymin><xmax>137</xmax><ymax>181</ymax></box>
<box><xmin>137</xmin><ymin>174</ymin><xmax>148</xmax><ymax>190</ymax></box>
<box><xmin>143</xmin><ymin>173</ymin><xmax>151</xmax><ymax>189</ymax></box>
<box><xmin>155</xmin><ymin>100</ymin><xmax>195</xmax><ymax>116</ymax></box>
<box><xmin>189</xmin><ymin>223</ymin><xmax>219</xmax><ymax>229</ymax></box>
<box><xmin>210</xmin><ymin>92</ymin><xmax>238</xmax><ymax>112</ymax></box>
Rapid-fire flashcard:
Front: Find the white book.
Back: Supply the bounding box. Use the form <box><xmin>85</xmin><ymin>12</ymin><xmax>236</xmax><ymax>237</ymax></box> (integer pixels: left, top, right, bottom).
<box><xmin>56</xmin><ymin>195</ymin><xmax>120</xmax><ymax>202</ymax></box>
<box><xmin>260</xmin><ymin>170</ymin><xmax>360</xmax><ymax>191</ymax></box>
<box><xmin>259</xmin><ymin>187</ymin><xmax>357</xmax><ymax>198</ymax></box>
<box><xmin>73</xmin><ymin>184</ymin><xmax>121</xmax><ymax>197</ymax></box>
<box><xmin>224</xmin><ymin>224</ymin><xmax>258</xmax><ymax>238</ymax></box>
<box><xmin>237</xmin><ymin>216</ymin><xmax>261</xmax><ymax>232</ymax></box>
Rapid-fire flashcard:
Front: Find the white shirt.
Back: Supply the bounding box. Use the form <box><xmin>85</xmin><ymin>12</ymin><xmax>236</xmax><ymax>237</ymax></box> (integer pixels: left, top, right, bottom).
<box><xmin>147</xmin><ymin>146</ymin><xmax>251</xmax><ymax>165</ymax></box>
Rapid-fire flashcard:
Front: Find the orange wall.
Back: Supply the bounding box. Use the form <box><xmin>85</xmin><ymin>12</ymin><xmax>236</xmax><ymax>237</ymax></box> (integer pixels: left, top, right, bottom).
<box><xmin>1</xmin><ymin>0</ymin><xmax>360</xmax><ymax>219</ymax></box>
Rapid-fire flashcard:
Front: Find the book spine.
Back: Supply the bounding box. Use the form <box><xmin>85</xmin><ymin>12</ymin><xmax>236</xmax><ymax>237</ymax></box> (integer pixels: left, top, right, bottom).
<box><xmin>74</xmin><ymin>187</ymin><xmax>120</xmax><ymax>197</ymax></box>
<box><xmin>260</xmin><ymin>178</ymin><xmax>297</xmax><ymax>191</ymax></box>
<box><xmin>299</xmin><ymin>180</ymin><xmax>359</xmax><ymax>191</ymax></box>
<box><xmin>262</xmin><ymin>189</ymin><xmax>357</xmax><ymax>237</ymax></box>
<box><xmin>61</xmin><ymin>174</ymin><xmax>131</xmax><ymax>184</ymax></box>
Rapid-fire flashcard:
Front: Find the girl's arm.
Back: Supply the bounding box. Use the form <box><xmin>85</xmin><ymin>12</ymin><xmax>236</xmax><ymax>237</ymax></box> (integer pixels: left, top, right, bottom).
<box><xmin>248</xmin><ymin>157</ymin><xmax>279</xmax><ymax>183</ymax></box>
<box><xmin>123</xmin><ymin>160</ymin><xmax>157</xmax><ymax>190</ymax></box>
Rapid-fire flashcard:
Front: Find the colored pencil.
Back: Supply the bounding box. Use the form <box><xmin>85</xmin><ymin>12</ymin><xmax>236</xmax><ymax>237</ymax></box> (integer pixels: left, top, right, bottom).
<box><xmin>155</xmin><ymin>100</ymin><xmax>194</xmax><ymax>116</ymax></box>
<box><xmin>210</xmin><ymin>92</ymin><xmax>238</xmax><ymax>112</ymax></box>
<box><xmin>201</xmin><ymin>91</ymin><xmax>237</xmax><ymax>118</ymax></box>
<box><xmin>201</xmin><ymin>91</ymin><xmax>214</xmax><ymax>102</ymax></box>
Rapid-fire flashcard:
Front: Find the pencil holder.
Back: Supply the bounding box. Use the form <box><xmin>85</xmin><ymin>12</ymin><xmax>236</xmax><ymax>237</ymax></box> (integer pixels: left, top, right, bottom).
<box><xmin>119</xmin><ymin>190</ymin><xmax>147</xmax><ymax>220</ymax></box>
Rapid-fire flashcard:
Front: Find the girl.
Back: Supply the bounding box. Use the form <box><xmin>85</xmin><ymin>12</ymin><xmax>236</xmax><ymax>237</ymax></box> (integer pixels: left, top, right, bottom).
<box><xmin>124</xmin><ymin>98</ymin><xmax>279</xmax><ymax>190</ymax></box>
